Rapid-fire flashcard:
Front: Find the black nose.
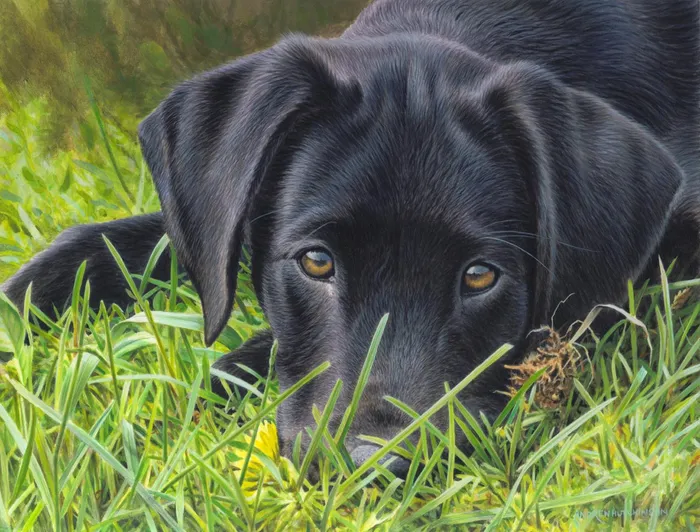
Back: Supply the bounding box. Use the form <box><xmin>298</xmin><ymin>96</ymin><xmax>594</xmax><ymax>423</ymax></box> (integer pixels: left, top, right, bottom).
<box><xmin>350</xmin><ymin>444</ymin><xmax>411</xmax><ymax>478</ymax></box>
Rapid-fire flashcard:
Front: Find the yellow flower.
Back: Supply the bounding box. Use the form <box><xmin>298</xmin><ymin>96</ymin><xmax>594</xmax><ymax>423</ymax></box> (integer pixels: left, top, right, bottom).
<box><xmin>232</xmin><ymin>421</ymin><xmax>280</xmax><ymax>496</ymax></box>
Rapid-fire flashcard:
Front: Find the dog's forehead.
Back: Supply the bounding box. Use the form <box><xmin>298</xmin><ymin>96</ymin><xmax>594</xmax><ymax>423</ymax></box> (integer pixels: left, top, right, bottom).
<box><xmin>275</xmin><ymin>90</ymin><xmax>528</xmax><ymax>239</ymax></box>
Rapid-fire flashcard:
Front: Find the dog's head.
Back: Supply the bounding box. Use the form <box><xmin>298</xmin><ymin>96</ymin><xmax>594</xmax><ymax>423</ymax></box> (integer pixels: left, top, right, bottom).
<box><xmin>138</xmin><ymin>35</ymin><xmax>685</xmax><ymax>461</ymax></box>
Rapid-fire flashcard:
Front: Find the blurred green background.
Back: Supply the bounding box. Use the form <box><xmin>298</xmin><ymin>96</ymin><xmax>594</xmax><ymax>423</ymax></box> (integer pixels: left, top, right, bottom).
<box><xmin>0</xmin><ymin>0</ymin><xmax>366</xmax><ymax>282</ymax></box>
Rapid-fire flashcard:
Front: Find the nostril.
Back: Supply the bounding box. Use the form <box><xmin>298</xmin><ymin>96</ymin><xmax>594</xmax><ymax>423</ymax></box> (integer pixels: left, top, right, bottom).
<box><xmin>384</xmin><ymin>454</ymin><xmax>411</xmax><ymax>478</ymax></box>
<box><xmin>350</xmin><ymin>444</ymin><xmax>379</xmax><ymax>467</ymax></box>
<box><xmin>350</xmin><ymin>444</ymin><xmax>411</xmax><ymax>478</ymax></box>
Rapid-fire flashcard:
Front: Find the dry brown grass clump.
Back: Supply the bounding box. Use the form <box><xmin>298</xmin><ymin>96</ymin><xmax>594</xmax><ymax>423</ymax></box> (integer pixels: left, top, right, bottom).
<box><xmin>505</xmin><ymin>327</ymin><xmax>584</xmax><ymax>409</ymax></box>
<box><xmin>672</xmin><ymin>287</ymin><xmax>695</xmax><ymax>311</ymax></box>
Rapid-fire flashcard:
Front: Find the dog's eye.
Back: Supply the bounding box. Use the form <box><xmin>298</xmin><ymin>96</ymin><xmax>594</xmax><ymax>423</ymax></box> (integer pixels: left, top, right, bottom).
<box><xmin>299</xmin><ymin>249</ymin><xmax>335</xmax><ymax>279</ymax></box>
<box><xmin>463</xmin><ymin>263</ymin><xmax>498</xmax><ymax>294</ymax></box>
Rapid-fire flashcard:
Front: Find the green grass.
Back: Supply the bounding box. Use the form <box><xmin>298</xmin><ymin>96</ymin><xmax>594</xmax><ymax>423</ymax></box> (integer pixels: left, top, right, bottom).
<box><xmin>0</xmin><ymin>90</ymin><xmax>699</xmax><ymax>531</ymax></box>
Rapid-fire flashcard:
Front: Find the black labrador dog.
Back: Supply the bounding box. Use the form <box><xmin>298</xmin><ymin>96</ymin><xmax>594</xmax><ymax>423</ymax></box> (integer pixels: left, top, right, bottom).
<box><xmin>4</xmin><ymin>0</ymin><xmax>700</xmax><ymax>475</ymax></box>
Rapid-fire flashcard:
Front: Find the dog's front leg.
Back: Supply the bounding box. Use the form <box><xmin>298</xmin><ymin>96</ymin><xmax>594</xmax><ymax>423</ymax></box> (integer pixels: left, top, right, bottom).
<box><xmin>1</xmin><ymin>212</ymin><xmax>171</xmax><ymax>317</ymax></box>
<box><xmin>210</xmin><ymin>329</ymin><xmax>274</xmax><ymax>397</ymax></box>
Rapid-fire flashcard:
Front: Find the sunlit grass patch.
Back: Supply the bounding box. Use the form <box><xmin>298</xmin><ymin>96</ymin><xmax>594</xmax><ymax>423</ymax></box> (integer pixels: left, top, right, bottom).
<box><xmin>0</xmin><ymin>255</ymin><xmax>698</xmax><ymax>529</ymax></box>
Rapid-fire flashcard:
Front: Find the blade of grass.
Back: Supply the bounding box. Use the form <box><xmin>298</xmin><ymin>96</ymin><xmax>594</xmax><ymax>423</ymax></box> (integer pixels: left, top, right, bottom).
<box><xmin>103</xmin><ymin>236</ymin><xmax>176</xmax><ymax>379</ymax></box>
<box><xmin>297</xmin><ymin>379</ymin><xmax>344</xmax><ymax>489</ymax></box>
<box><xmin>335</xmin><ymin>313</ymin><xmax>389</xmax><ymax>445</ymax></box>
<box><xmin>84</xmin><ymin>77</ymin><xmax>134</xmax><ymax>204</ymax></box>
<box><xmin>10</xmin><ymin>407</ymin><xmax>36</xmax><ymax>501</ymax></box>
<box><xmin>138</xmin><ymin>234</ymin><xmax>171</xmax><ymax>295</ymax></box>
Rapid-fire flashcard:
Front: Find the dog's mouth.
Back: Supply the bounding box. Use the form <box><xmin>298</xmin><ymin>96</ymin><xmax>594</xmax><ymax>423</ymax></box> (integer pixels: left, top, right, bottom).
<box><xmin>278</xmin><ymin>419</ymin><xmax>479</xmax><ymax>482</ymax></box>
<box><xmin>277</xmin><ymin>430</ymin><xmax>419</xmax><ymax>481</ymax></box>
<box><xmin>274</xmin><ymin>386</ymin><xmax>500</xmax><ymax>481</ymax></box>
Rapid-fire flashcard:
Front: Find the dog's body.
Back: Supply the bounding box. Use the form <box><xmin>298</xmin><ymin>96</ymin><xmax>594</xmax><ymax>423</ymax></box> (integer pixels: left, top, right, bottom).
<box><xmin>4</xmin><ymin>0</ymin><xmax>700</xmax><ymax>474</ymax></box>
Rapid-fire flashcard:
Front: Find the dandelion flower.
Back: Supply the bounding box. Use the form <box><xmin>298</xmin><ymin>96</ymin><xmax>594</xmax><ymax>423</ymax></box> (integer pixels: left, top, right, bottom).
<box><xmin>232</xmin><ymin>421</ymin><xmax>280</xmax><ymax>496</ymax></box>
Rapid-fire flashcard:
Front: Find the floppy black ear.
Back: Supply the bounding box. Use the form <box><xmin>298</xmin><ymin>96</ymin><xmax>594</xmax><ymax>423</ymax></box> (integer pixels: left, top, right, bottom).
<box><xmin>138</xmin><ymin>36</ymin><xmax>359</xmax><ymax>345</ymax></box>
<box><xmin>479</xmin><ymin>63</ymin><xmax>685</xmax><ymax>327</ymax></box>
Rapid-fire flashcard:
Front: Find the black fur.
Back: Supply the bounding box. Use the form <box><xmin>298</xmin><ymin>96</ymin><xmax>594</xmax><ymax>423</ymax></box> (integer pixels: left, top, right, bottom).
<box><xmin>2</xmin><ymin>213</ymin><xmax>170</xmax><ymax>314</ymax></box>
<box><xmin>3</xmin><ymin>0</ymin><xmax>699</xmax><ymax>475</ymax></box>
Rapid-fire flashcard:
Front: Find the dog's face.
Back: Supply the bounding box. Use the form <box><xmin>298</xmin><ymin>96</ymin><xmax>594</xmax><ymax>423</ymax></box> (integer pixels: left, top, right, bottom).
<box><xmin>137</xmin><ymin>35</ymin><xmax>686</xmax><ymax>459</ymax></box>
<box><xmin>254</xmin><ymin>83</ymin><xmax>535</xmax><ymax>451</ymax></box>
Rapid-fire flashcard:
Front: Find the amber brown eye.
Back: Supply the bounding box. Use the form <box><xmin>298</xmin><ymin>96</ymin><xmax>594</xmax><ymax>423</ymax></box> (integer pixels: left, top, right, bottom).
<box><xmin>300</xmin><ymin>249</ymin><xmax>335</xmax><ymax>279</ymax></box>
<box><xmin>463</xmin><ymin>263</ymin><xmax>497</xmax><ymax>293</ymax></box>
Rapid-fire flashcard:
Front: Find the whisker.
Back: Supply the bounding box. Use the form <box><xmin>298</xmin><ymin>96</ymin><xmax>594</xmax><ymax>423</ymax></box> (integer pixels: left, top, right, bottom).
<box><xmin>488</xmin><ymin>230</ymin><xmax>538</xmax><ymax>238</ymax></box>
<box><xmin>480</xmin><ymin>218</ymin><xmax>523</xmax><ymax>230</ymax></box>
<box><xmin>249</xmin><ymin>208</ymin><xmax>285</xmax><ymax>225</ymax></box>
<box><xmin>482</xmin><ymin>236</ymin><xmax>553</xmax><ymax>275</ymax></box>
<box><xmin>306</xmin><ymin>220</ymin><xmax>338</xmax><ymax>239</ymax></box>
<box><xmin>487</xmin><ymin>231</ymin><xmax>597</xmax><ymax>252</ymax></box>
